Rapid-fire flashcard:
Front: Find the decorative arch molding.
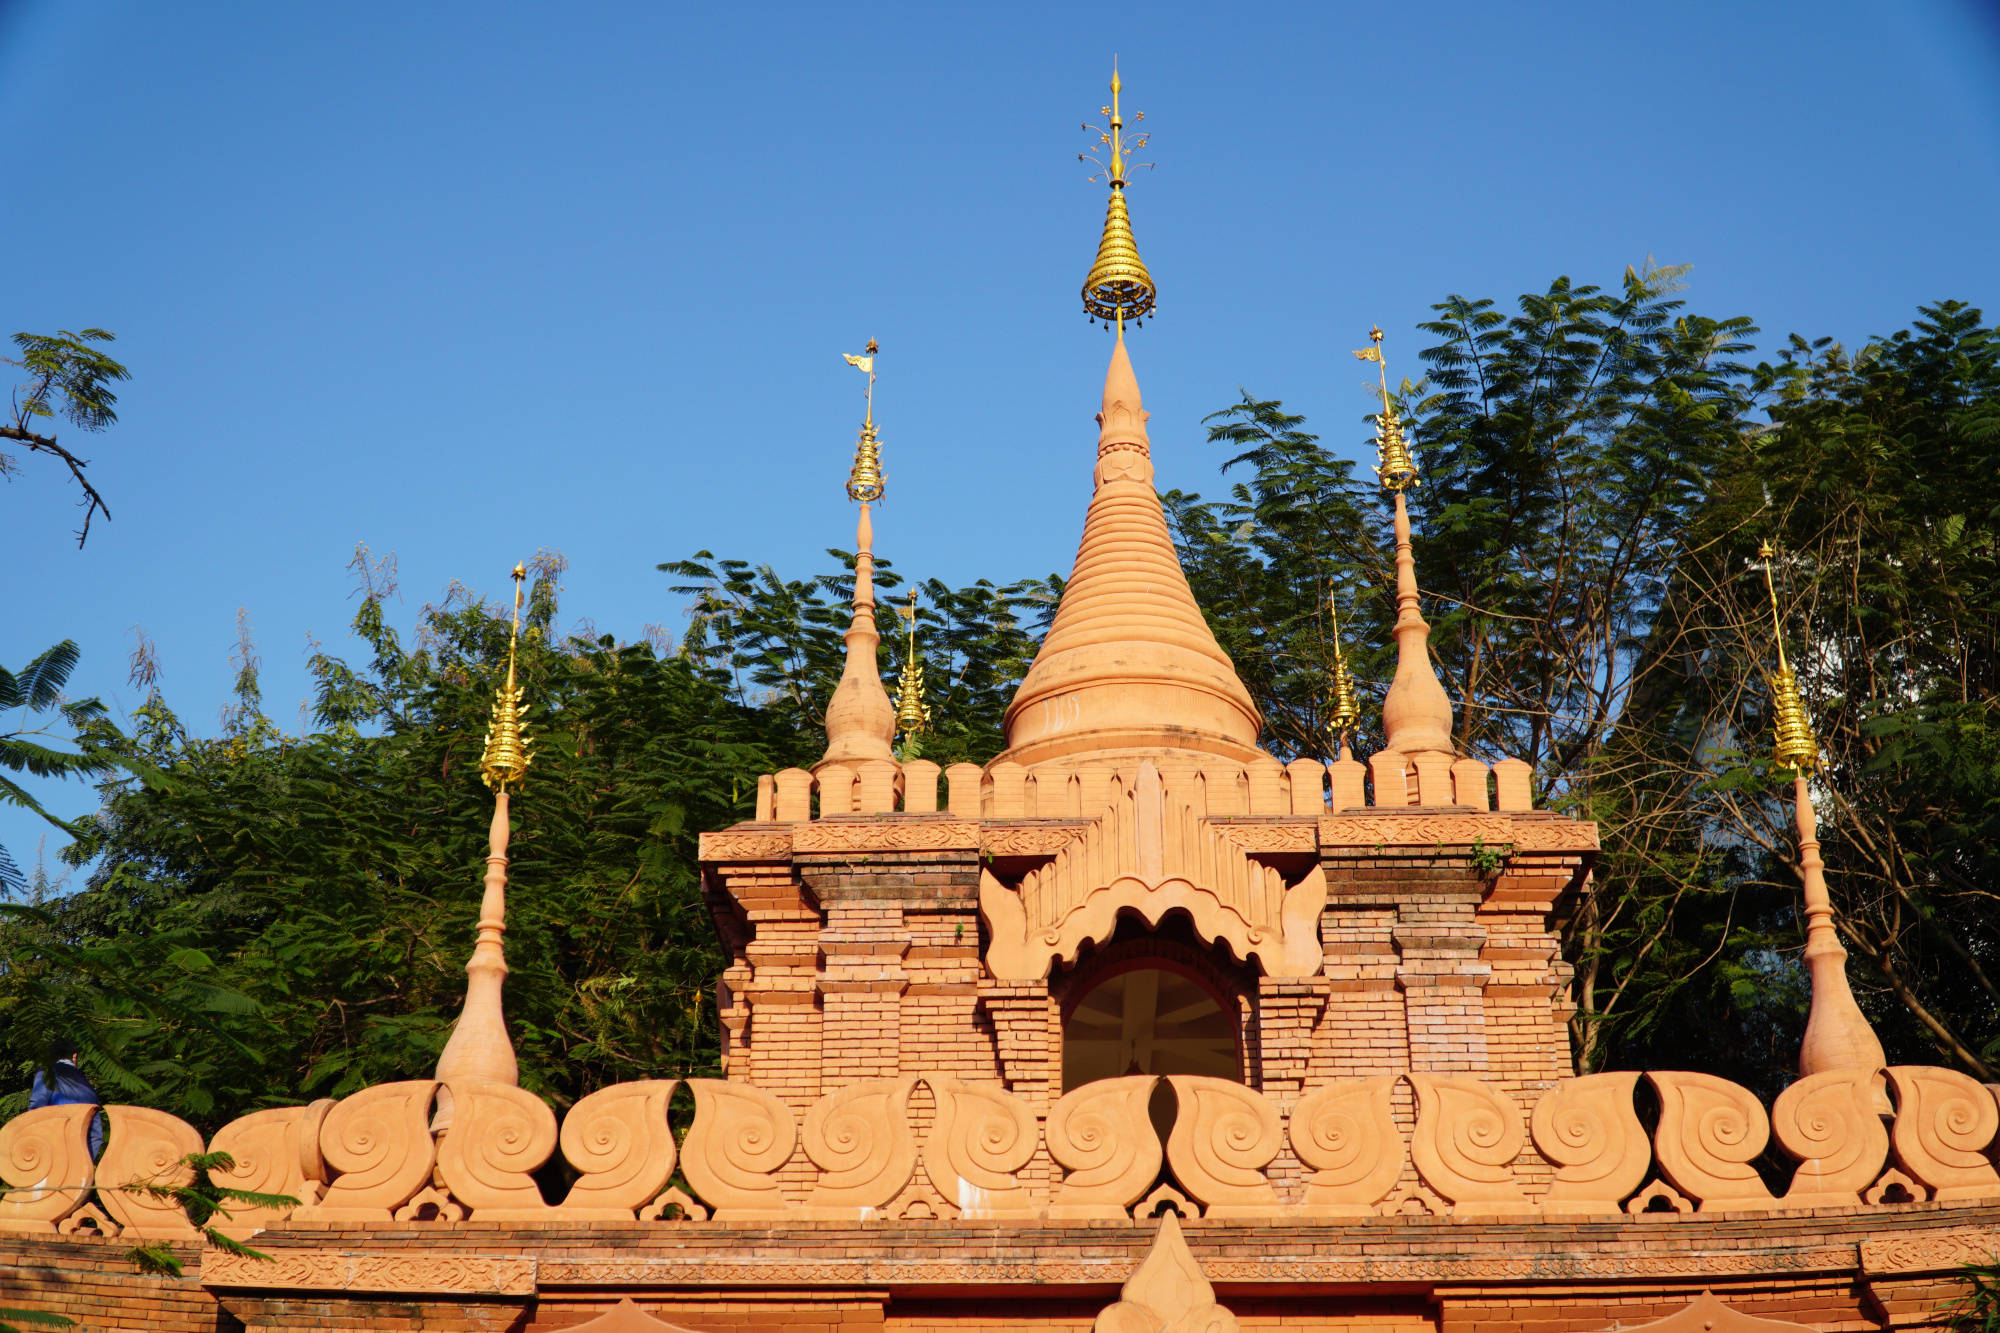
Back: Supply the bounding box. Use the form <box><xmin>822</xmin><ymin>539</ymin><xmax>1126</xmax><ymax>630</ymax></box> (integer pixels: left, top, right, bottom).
<box><xmin>981</xmin><ymin>760</ymin><xmax>1325</xmax><ymax>981</ymax></box>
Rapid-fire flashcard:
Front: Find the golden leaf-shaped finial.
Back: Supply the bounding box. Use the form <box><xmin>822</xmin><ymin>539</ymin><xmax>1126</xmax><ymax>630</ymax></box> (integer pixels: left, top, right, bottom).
<box><xmin>479</xmin><ymin>563</ymin><xmax>534</xmax><ymax>792</ymax></box>
<box><xmin>1081</xmin><ymin>62</ymin><xmax>1157</xmax><ymax>330</ymax></box>
<box><xmin>1355</xmin><ymin>326</ymin><xmax>1419</xmax><ymax>491</ymax></box>
<box><xmin>1758</xmin><ymin>541</ymin><xmax>1819</xmax><ymax>772</ymax></box>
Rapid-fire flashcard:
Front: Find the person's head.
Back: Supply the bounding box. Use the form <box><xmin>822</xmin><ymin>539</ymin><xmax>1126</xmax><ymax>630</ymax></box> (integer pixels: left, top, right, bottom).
<box><xmin>44</xmin><ymin>1036</ymin><xmax>82</xmax><ymax>1069</ymax></box>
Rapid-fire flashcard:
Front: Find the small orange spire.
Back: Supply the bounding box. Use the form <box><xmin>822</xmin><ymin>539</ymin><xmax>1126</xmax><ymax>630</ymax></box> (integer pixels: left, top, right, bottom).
<box><xmin>1355</xmin><ymin>329</ymin><xmax>1454</xmax><ymax>757</ymax></box>
<box><xmin>818</xmin><ymin>344</ymin><xmax>897</xmax><ymax>770</ymax></box>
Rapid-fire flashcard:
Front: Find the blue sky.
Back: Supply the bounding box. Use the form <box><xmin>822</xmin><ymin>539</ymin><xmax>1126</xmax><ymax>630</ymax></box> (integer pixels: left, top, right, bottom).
<box><xmin>5</xmin><ymin>1</ymin><xmax>1998</xmax><ymax>879</ymax></box>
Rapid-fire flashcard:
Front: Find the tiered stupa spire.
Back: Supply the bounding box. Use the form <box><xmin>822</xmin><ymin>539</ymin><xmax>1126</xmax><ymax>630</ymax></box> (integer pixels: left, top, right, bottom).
<box><xmin>1000</xmin><ymin>66</ymin><xmax>1262</xmax><ymax>768</ymax></box>
<box><xmin>816</xmin><ymin>340</ymin><xmax>897</xmax><ymax>771</ymax></box>
<box><xmin>435</xmin><ymin>562</ymin><xmax>533</xmax><ymax>1088</ymax></box>
<box><xmin>1356</xmin><ymin>329</ymin><xmax>1455</xmax><ymax>758</ymax></box>
<box><xmin>1757</xmin><ymin>542</ymin><xmax>1884</xmax><ymax>1077</ymax></box>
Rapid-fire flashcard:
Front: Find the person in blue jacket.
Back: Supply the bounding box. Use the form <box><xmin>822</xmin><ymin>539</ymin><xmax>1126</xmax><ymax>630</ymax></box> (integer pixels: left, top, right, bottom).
<box><xmin>28</xmin><ymin>1037</ymin><xmax>105</xmax><ymax>1158</ymax></box>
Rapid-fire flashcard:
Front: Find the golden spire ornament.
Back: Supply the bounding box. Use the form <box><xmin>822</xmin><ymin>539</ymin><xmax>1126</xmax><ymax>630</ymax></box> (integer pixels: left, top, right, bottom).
<box><xmin>844</xmin><ymin>338</ymin><xmax>885</xmax><ymax>503</ymax></box>
<box><xmin>1080</xmin><ymin>63</ymin><xmax>1157</xmax><ymax>331</ymax></box>
<box><xmin>1353</xmin><ymin>326</ymin><xmax>1418</xmax><ymax>491</ymax></box>
<box><xmin>479</xmin><ymin>563</ymin><xmax>534</xmax><ymax>792</ymax></box>
<box><xmin>1758</xmin><ymin>541</ymin><xmax>1818</xmax><ymax>771</ymax></box>
<box><xmin>893</xmin><ymin>591</ymin><xmax>931</xmax><ymax>743</ymax></box>
<box><xmin>1324</xmin><ymin>587</ymin><xmax>1361</xmax><ymax>753</ymax></box>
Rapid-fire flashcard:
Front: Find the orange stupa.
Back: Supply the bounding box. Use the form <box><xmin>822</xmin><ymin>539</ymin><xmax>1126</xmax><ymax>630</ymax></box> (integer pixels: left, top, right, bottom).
<box><xmin>998</xmin><ymin>329</ymin><xmax>1264</xmax><ymax>770</ymax></box>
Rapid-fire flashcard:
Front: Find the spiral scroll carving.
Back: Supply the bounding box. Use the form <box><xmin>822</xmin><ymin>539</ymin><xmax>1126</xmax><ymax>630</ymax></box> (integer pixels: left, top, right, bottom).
<box><xmin>1289</xmin><ymin>1077</ymin><xmax>1402</xmax><ymax>1217</ymax></box>
<box><xmin>1164</xmin><ymin>1076</ymin><xmax>1281</xmax><ymax>1217</ymax></box>
<box><xmin>1646</xmin><ymin>1071</ymin><xmax>1777</xmax><ymax>1213</ymax></box>
<box><xmin>559</xmin><ymin>1079</ymin><xmax>679</xmax><ymax>1217</ymax></box>
<box><xmin>206</xmin><ymin>1101</ymin><xmax>333</xmax><ymax>1234</ymax></box>
<box><xmin>1530</xmin><ymin>1072</ymin><xmax>1650</xmax><ymax>1215</ymax></box>
<box><xmin>433</xmin><ymin>1080</ymin><xmax>557</xmax><ymax>1217</ymax></box>
<box><xmin>921</xmin><ymin>1076</ymin><xmax>1038</xmax><ymax>1219</ymax></box>
<box><xmin>0</xmin><ymin>1105</ymin><xmax>96</xmax><ymax>1231</ymax></box>
<box><xmin>1047</xmin><ymin>1074</ymin><xmax>1162</xmax><ymax>1220</ymax></box>
<box><xmin>299</xmin><ymin>1079</ymin><xmax>439</xmax><ymax>1221</ymax></box>
<box><xmin>1772</xmin><ymin>1067</ymin><xmax>1890</xmax><ymax>1207</ymax></box>
<box><xmin>97</xmin><ymin>1105</ymin><xmax>203</xmax><ymax>1238</ymax></box>
<box><xmin>1886</xmin><ymin>1065</ymin><xmax>2000</xmax><ymax>1200</ymax></box>
<box><xmin>802</xmin><ymin>1077</ymin><xmax>920</xmax><ymax>1218</ymax></box>
<box><xmin>682</xmin><ymin>1078</ymin><xmax>796</xmax><ymax>1220</ymax></box>
<box><xmin>1406</xmin><ymin>1073</ymin><xmax>1531</xmax><ymax>1215</ymax></box>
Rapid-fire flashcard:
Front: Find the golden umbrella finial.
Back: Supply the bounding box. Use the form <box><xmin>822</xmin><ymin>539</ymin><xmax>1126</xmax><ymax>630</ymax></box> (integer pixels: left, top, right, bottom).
<box><xmin>1354</xmin><ymin>326</ymin><xmax>1418</xmax><ymax>491</ymax></box>
<box><xmin>1758</xmin><ymin>540</ymin><xmax>1819</xmax><ymax>771</ymax></box>
<box><xmin>1324</xmin><ymin>587</ymin><xmax>1361</xmax><ymax>749</ymax></box>
<box><xmin>894</xmin><ymin>590</ymin><xmax>931</xmax><ymax>741</ymax></box>
<box><xmin>478</xmin><ymin>562</ymin><xmax>534</xmax><ymax>792</ymax></box>
<box><xmin>843</xmin><ymin>338</ymin><xmax>884</xmax><ymax>503</ymax></box>
<box><xmin>1080</xmin><ymin>61</ymin><xmax>1157</xmax><ymax>331</ymax></box>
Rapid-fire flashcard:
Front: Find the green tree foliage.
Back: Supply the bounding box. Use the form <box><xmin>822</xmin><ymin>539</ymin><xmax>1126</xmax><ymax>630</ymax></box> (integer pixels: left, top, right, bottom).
<box><xmin>0</xmin><ymin>641</ymin><xmax>109</xmax><ymax>895</ymax></box>
<box><xmin>1611</xmin><ymin>301</ymin><xmax>2000</xmax><ymax>1084</ymax></box>
<box><xmin>4</xmin><ymin>328</ymin><xmax>128</xmax><ymax>545</ymax></box>
<box><xmin>0</xmin><ymin>551</ymin><xmax>782</xmax><ymax>1130</ymax></box>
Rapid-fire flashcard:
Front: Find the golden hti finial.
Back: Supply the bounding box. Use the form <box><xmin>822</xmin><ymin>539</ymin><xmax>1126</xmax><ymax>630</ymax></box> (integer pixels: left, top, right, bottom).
<box><xmin>893</xmin><ymin>591</ymin><xmax>931</xmax><ymax>741</ymax></box>
<box><xmin>1758</xmin><ymin>540</ymin><xmax>1819</xmax><ymax>772</ymax></box>
<box><xmin>1324</xmin><ymin>587</ymin><xmax>1361</xmax><ymax>747</ymax></box>
<box><xmin>843</xmin><ymin>339</ymin><xmax>885</xmax><ymax>503</ymax></box>
<box><xmin>479</xmin><ymin>563</ymin><xmax>534</xmax><ymax>792</ymax></box>
<box><xmin>1354</xmin><ymin>326</ymin><xmax>1419</xmax><ymax>491</ymax></box>
<box><xmin>1080</xmin><ymin>62</ymin><xmax>1157</xmax><ymax>331</ymax></box>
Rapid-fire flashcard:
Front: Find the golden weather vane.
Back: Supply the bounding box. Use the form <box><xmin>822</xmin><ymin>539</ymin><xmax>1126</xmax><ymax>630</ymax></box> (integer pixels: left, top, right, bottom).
<box><xmin>1080</xmin><ymin>62</ymin><xmax>1157</xmax><ymax>332</ymax></box>
<box><xmin>843</xmin><ymin>339</ymin><xmax>884</xmax><ymax>503</ymax></box>
<box><xmin>1324</xmin><ymin>587</ymin><xmax>1361</xmax><ymax>750</ymax></box>
<box><xmin>478</xmin><ymin>563</ymin><xmax>534</xmax><ymax>793</ymax></box>
<box><xmin>893</xmin><ymin>590</ymin><xmax>931</xmax><ymax>742</ymax></box>
<box><xmin>1353</xmin><ymin>326</ymin><xmax>1419</xmax><ymax>491</ymax></box>
<box><xmin>1757</xmin><ymin>540</ymin><xmax>1819</xmax><ymax>771</ymax></box>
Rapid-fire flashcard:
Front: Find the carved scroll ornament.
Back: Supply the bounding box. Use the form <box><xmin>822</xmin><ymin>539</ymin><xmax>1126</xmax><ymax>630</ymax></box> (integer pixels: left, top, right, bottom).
<box><xmin>560</xmin><ymin>1079</ymin><xmax>680</xmax><ymax>1218</ymax></box>
<box><xmin>1048</xmin><ymin>1074</ymin><xmax>1163</xmax><ymax>1220</ymax></box>
<box><xmin>681</xmin><ymin>1078</ymin><xmax>795</xmax><ymax>1220</ymax></box>
<box><xmin>1885</xmin><ymin>1065</ymin><xmax>2000</xmax><ymax>1200</ymax></box>
<box><xmin>1164</xmin><ymin>1075</ymin><xmax>1281</xmax><ymax>1217</ymax></box>
<box><xmin>1773</xmin><ymin>1067</ymin><xmax>1890</xmax><ymax>1207</ymax></box>
<box><xmin>801</xmin><ymin>1077</ymin><xmax>919</xmax><ymax>1218</ymax></box>
<box><xmin>0</xmin><ymin>1105</ymin><xmax>95</xmax><ymax>1232</ymax></box>
<box><xmin>1406</xmin><ymin>1073</ymin><xmax>1531</xmax><ymax>1215</ymax></box>
<box><xmin>1646</xmin><ymin>1071</ymin><xmax>1777</xmax><ymax>1212</ymax></box>
<box><xmin>206</xmin><ymin>1100</ymin><xmax>333</xmax><ymax>1234</ymax></box>
<box><xmin>297</xmin><ymin>1079</ymin><xmax>439</xmax><ymax>1221</ymax></box>
<box><xmin>921</xmin><ymin>1076</ymin><xmax>1039</xmax><ymax>1219</ymax></box>
<box><xmin>96</xmin><ymin>1105</ymin><xmax>204</xmax><ymax>1238</ymax></box>
<box><xmin>1289</xmin><ymin>1076</ymin><xmax>1403</xmax><ymax>1216</ymax></box>
<box><xmin>434</xmin><ymin>1080</ymin><xmax>558</xmax><ymax>1218</ymax></box>
<box><xmin>1530</xmin><ymin>1072</ymin><xmax>1650</xmax><ymax>1215</ymax></box>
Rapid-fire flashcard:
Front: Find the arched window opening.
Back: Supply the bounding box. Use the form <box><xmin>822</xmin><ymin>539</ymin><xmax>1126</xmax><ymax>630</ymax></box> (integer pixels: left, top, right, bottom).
<box><xmin>1060</xmin><ymin>963</ymin><xmax>1243</xmax><ymax>1093</ymax></box>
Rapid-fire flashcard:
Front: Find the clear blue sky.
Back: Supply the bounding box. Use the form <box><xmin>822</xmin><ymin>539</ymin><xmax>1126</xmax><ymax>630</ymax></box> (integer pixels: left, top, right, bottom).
<box><xmin>5</xmin><ymin>1</ymin><xmax>1998</xmax><ymax>880</ymax></box>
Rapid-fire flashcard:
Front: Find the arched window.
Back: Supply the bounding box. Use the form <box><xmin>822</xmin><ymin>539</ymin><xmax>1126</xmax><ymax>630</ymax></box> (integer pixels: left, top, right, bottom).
<box><xmin>1060</xmin><ymin>960</ymin><xmax>1243</xmax><ymax>1093</ymax></box>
